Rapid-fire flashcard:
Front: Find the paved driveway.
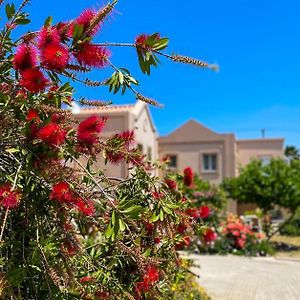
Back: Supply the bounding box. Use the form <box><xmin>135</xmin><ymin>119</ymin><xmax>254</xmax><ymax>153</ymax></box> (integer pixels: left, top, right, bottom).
<box><xmin>188</xmin><ymin>254</ymin><xmax>300</xmax><ymax>300</ymax></box>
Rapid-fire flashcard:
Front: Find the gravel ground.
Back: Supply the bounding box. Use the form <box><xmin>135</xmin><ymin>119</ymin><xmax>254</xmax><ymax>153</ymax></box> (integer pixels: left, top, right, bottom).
<box><xmin>188</xmin><ymin>254</ymin><xmax>300</xmax><ymax>300</ymax></box>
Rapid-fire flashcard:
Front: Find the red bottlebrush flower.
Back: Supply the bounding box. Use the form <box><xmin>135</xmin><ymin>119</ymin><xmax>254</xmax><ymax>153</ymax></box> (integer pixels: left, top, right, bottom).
<box><xmin>152</xmin><ymin>191</ymin><xmax>164</xmax><ymax>200</ymax></box>
<box><xmin>185</xmin><ymin>208</ymin><xmax>199</xmax><ymax>219</ymax></box>
<box><xmin>181</xmin><ymin>196</ymin><xmax>187</xmax><ymax>203</ymax></box>
<box><xmin>203</xmin><ymin>229</ymin><xmax>217</xmax><ymax>243</ymax></box>
<box><xmin>199</xmin><ymin>205</ymin><xmax>210</xmax><ymax>219</ymax></box>
<box><xmin>183</xmin><ymin>167</ymin><xmax>193</xmax><ymax>187</ymax></box>
<box><xmin>74</xmin><ymin>43</ymin><xmax>110</xmax><ymax>68</ymax></box>
<box><xmin>13</xmin><ymin>44</ymin><xmax>37</xmax><ymax>71</ymax></box>
<box><xmin>41</xmin><ymin>43</ymin><xmax>69</xmax><ymax>71</ymax></box>
<box><xmin>135</xmin><ymin>33</ymin><xmax>160</xmax><ymax>49</ymax></box>
<box><xmin>26</xmin><ymin>109</ymin><xmax>40</xmax><ymax>123</ymax></box>
<box><xmin>0</xmin><ymin>185</ymin><xmax>21</xmax><ymax>209</ymax></box>
<box><xmin>74</xmin><ymin>198</ymin><xmax>95</xmax><ymax>216</ymax></box>
<box><xmin>135</xmin><ymin>34</ymin><xmax>148</xmax><ymax>47</ymax></box>
<box><xmin>50</xmin><ymin>182</ymin><xmax>73</xmax><ymax>203</ymax></box>
<box><xmin>235</xmin><ymin>238</ymin><xmax>246</xmax><ymax>249</ymax></box>
<box><xmin>95</xmin><ymin>291</ymin><xmax>110</xmax><ymax>299</ymax></box>
<box><xmin>62</xmin><ymin>240</ymin><xmax>78</xmax><ymax>256</ymax></box>
<box><xmin>19</xmin><ymin>69</ymin><xmax>48</xmax><ymax>93</ymax></box>
<box><xmin>145</xmin><ymin>266</ymin><xmax>159</xmax><ymax>283</ymax></box>
<box><xmin>175</xmin><ymin>236</ymin><xmax>191</xmax><ymax>250</ymax></box>
<box><xmin>154</xmin><ymin>237</ymin><xmax>161</xmax><ymax>244</ymax></box>
<box><xmin>165</xmin><ymin>179</ymin><xmax>177</xmax><ymax>191</ymax></box>
<box><xmin>79</xmin><ymin>276</ymin><xmax>93</xmax><ymax>284</ymax></box>
<box><xmin>144</xmin><ymin>222</ymin><xmax>154</xmax><ymax>235</ymax></box>
<box><xmin>105</xmin><ymin>151</ymin><xmax>124</xmax><ymax>165</ymax></box>
<box><xmin>176</xmin><ymin>223</ymin><xmax>187</xmax><ymax>234</ymax></box>
<box><xmin>117</xmin><ymin>130</ymin><xmax>135</xmax><ymax>145</ymax></box>
<box><xmin>38</xmin><ymin>26</ymin><xmax>61</xmax><ymax>48</ymax></box>
<box><xmin>38</xmin><ymin>122</ymin><xmax>66</xmax><ymax>146</ymax></box>
<box><xmin>77</xmin><ymin>115</ymin><xmax>106</xmax><ymax>145</ymax></box>
<box><xmin>70</xmin><ymin>9</ymin><xmax>100</xmax><ymax>36</ymax></box>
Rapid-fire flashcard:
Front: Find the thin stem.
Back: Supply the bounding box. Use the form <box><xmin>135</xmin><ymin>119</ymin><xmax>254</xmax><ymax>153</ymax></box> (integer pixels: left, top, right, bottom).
<box><xmin>95</xmin><ymin>42</ymin><xmax>136</xmax><ymax>48</ymax></box>
<box><xmin>0</xmin><ymin>208</ymin><xmax>9</xmax><ymax>242</ymax></box>
<box><xmin>60</xmin><ymin>148</ymin><xmax>116</xmax><ymax>208</ymax></box>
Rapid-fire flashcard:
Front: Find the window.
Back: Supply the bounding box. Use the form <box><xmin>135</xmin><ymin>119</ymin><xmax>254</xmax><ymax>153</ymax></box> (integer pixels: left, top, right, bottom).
<box><xmin>202</xmin><ymin>154</ymin><xmax>217</xmax><ymax>172</ymax></box>
<box><xmin>137</xmin><ymin>144</ymin><xmax>143</xmax><ymax>153</ymax></box>
<box><xmin>260</xmin><ymin>155</ymin><xmax>271</xmax><ymax>166</ymax></box>
<box><xmin>147</xmin><ymin>147</ymin><xmax>152</xmax><ymax>161</ymax></box>
<box><xmin>167</xmin><ymin>155</ymin><xmax>177</xmax><ymax>168</ymax></box>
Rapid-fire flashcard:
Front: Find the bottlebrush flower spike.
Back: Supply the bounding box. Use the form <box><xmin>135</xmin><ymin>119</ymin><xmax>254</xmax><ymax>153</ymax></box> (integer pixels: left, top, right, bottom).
<box><xmin>199</xmin><ymin>205</ymin><xmax>210</xmax><ymax>219</ymax></box>
<box><xmin>203</xmin><ymin>228</ymin><xmax>217</xmax><ymax>243</ymax></box>
<box><xmin>74</xmin><ymin>198</ymin><xmax>95</xmax><ymax>216</ymax></box>
<box><xmin>38</xmin><ymin>122</ymin><xmax>66</xmax><ymax>146</ymax></box>
<box><xmin>13</xmin><ymin>44</ymin><xmax>37</xmax><ymax>71</ymax></box>
<box><xmin>50</xmin><ymin>182</ymin><xmax>73</xmax><ymax>203</ymax></box>
<box><xmin>26</xmin><ymin>109</ymin><xmax>40</xmax><ymax>123</ymax></box>
<box><xmin>38</xmin><ymin>26</ymin><xmax>61</xmax><ymax>48</ymax></box>
<box><xmin>40</xmin><ymin>43</ymin><xmax>69</xmax><ymax>71</ymax></box>
<box><xmin>77</xmin><ymin>115</ymin><xmax>106</xmax><ymax>145</ymax></box>
<box><xmin>74</xmin><ymin>43</ymin><xmax>110</xmax><ymax>68</ymax></box>
<box><xmin>165</xmin><ymin>179</ymin><xmax>177</xmax><ymax>191</ymax></box>
<box><xmin>19</xmin><ymin>69</ymin><xmax>48</xmax><ymax>93</ymax></box>
<box><xmin>183</xmin><ymin>167</ymin><xmax>193</xmax><ymax>187</ymax></box>
<box><xmin>69</xmin><ymin>9</ymin><xmax>99</xmax><ymax>37</ymax></box>
<box><xmin>0</xmin><ymin>185</ymin><xmax>21</xmax><ymax>209</ymax></box>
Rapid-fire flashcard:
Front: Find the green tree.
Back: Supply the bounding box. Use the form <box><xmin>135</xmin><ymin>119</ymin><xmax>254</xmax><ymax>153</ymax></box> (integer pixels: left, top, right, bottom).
<box><xmin>285</xmin><ymin>145</ymin><xmax>300</xmax><ymax>162</ymax></box>
<box><xmin>223</xmin><ymin>159</ymin><xmax>300</xmax><ymax>239</ymax></box>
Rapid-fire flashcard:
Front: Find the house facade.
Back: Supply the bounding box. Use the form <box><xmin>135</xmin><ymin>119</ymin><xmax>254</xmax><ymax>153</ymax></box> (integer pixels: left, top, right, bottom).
<box><xmin>158</xmin><ymin>119</ymin><xmax>284</xmax><ymax>213</ymax></box>
<box><xmin>73</xmin><ymin>102</ymin><xmax>158</xmax><ymax>178</ymax></box>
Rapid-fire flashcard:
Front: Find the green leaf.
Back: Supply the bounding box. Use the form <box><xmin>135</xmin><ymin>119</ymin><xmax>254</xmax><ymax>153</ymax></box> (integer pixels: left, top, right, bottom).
<box><xmin>150</xmin><ymin>212</ymin><xmax>160</xmax><ymax>223</ymax></box>
<box><xmin>159</xmin><ymin>209</ymin><xmax>164</xmax><ymax>221</ymax></box>
<box><xmin>44</xmin><ymin>16</ymin><xmax>53</xmax><ymax>27</ymax></box>
<box><xmin>105</xmin><ymin>223</ymin><xmax>114</xmax><ymax>239</ymax></box>
<box><xmin>15</xmin><ymin>18</ymin><xmax>31</xmax><ymax>25</ymax></box>
<box><xmin>119</xmin><ymin>219</ymin><xmax>126</xmax><ymax>232</ymax></box>
<box><xmin>6</xmin><ymin>4</ymin><xmax>15</xmax><ymax>20</ymax></box>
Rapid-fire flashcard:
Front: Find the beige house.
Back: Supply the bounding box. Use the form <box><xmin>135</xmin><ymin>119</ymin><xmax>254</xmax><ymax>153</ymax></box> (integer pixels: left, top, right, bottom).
<box><xmin>73</xmin><ymin>102</ymin><xmax>158</xmax><ymax>178</ymax></box>
<box><xmin>158</xmin><ymin>119</ymin><xmax>284</xmax><ymax>213</ymax></box>
<box><xmin>158</xmin><ymin>119</ymin><xmax>284</xmax><ymax>183</ymax></box>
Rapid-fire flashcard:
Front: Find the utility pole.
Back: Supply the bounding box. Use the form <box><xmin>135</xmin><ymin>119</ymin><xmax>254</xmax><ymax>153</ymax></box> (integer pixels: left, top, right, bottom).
<box><xmin>261</xmin><ymin>128</ymin><xmax>265</xmax><ymax>138</ymax></box>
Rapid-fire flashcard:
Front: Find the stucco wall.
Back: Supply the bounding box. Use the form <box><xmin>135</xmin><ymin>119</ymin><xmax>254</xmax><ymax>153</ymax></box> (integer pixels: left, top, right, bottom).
<box><xmin>74</xmin><ymin>112</ymin><xmax>129</xmax><ymax>178</ymax></box>
<box><xmin>236</xmin><ymin>139</ymin><xmax>284</xmax><ymax>168</ymax></box>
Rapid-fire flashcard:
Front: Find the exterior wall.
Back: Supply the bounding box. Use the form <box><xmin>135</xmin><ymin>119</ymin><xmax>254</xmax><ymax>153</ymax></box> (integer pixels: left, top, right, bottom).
<box><xmin>133</xmin><ymin>105</ymin><xmax>157</xmax><ymax>165</ymax></box>
<box><xmin>236</xmin><ymin>139</ymin><xmax>284</xmax><ymax>168</ymax></box>
<box><xmin>159</xmin><ymin>140</ymin><xmax>228</xmax><ymax>184</ymax></box>
<box><xmin>74</xmin><ymin>111</ymin><xmax>129</xmax><ymax>179</ymax></box>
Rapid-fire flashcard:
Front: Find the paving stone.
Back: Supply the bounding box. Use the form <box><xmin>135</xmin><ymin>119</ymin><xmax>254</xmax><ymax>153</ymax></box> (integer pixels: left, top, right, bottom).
<box><xmin>187</xmin><ymin>254</ymin><xmax>300</xmax><ymax>300</ymax></box>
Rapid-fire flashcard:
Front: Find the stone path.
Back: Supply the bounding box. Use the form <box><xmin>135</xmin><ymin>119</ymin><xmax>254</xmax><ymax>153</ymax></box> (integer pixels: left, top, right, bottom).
<box><xmin>188</xmin><ymin>254</ymin><xmax>300</xmax><ymax>300</ymax></box>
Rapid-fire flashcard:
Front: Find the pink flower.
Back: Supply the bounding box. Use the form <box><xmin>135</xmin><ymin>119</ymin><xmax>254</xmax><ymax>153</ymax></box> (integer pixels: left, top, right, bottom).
<box><xmin>77</xmin><ymin>115</ymin><xmax>106</xmax><ymax>146</ymax></box>
<box><xmin>13</xmin><ymin>44</ymin><xmax>37</xmax><ymax>71</ymax></box>
<box><xmin>203</xmin><ymin>229</ymin><xmax>217</xmax><ymax>243</ymax></box>
<box><xmin>199</xmin><ymin>205</ymin><xmax>210</xmax><ymax>219</ymax></box>
<box><xmin>74</xmin><ymin>198</ymin><xmax>95</xmax><ymax>216</ymax></box>
<box><xmin>38</xmin><ymin>122</ymin><xmax>66</xmax><ymax>146</ymax></box>
<box><xmin>74</xmin><ymin>43</ymin><xmax>110</xmax><ymax>68</ymax></box>
<box><xmin>50</xmin><ymin>182</ymin><xmax>73</xmax><ymax>203</ymax></box>
<box><xmin>19</xmin><ymin>69</ymin><xmax>48</xmax><ymax>93</ymax></box>
<box><xmin>38</xmin><ymin>26</ymin><xmax>61</xmax><ymax>48</ymax></box>
<box><xmin>40</xmin><ymin>43</ymin><xmax>69</xmax><ymax>71</ymax></box>
<box><xmin>165</xmin><ymin>179</ymin><xmax>177</xmax><ymax>191</ymax></box>
<box><xmin>0</xmin><ymin>185</ymin><xmax>21</xmax><ymax>209</ymax></box>
<box><xmin>183</xmin><ymin>167</ymin><xmax>193</xmax><ymax>187</ymax></box>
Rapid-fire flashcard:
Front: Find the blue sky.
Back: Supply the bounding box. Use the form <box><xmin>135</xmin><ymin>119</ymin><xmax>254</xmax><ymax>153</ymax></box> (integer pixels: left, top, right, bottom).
<box><xmin>14</xmin><ymin>0</ymin><xmax>300</xmax><ymax>147</ymax></box>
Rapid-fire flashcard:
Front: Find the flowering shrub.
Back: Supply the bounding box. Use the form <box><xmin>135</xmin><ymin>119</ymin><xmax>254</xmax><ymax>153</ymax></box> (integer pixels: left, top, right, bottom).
<box><xmin>0</xmin><ymin>1</ymin><xmax>218</xmax><ymax>299</ymax></box>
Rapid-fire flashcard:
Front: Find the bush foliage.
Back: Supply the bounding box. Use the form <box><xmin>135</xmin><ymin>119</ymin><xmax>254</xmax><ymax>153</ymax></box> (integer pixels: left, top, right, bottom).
<box><xmin>0</xmin><ymin>1</ymin><xmax>217</xmax><ymax>299</ymax></box>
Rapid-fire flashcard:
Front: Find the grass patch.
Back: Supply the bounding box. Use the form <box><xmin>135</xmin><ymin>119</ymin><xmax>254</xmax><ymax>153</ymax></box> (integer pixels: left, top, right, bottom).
<box><xmin>271</xmin><ymin>235</ymin><xmax>300</xmax><ymax>247</ymax></box>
